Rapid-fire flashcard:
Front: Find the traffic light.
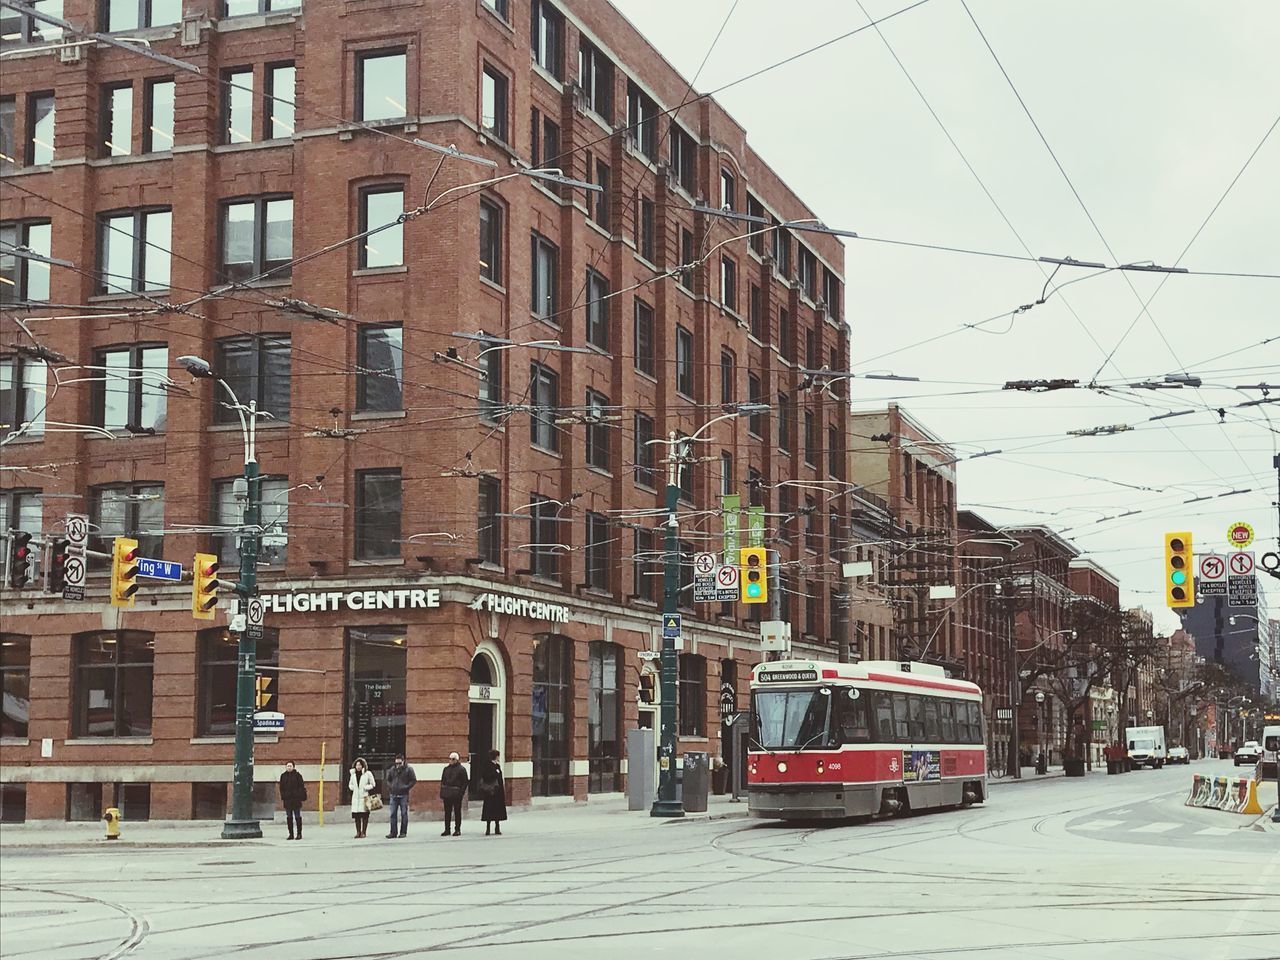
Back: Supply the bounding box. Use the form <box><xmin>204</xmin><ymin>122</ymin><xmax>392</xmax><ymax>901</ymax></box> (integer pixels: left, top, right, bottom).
<box><xmin>255</xmin><ymin>675</ymin><xmax>273</xmax><ymax>709</ymax></box>
<box><xmin>110</xmin><ymin>537</ymin><xmax>140</xmax><ymax>607</ymax></box>
<box><xmin>47</xmin><ymin>538</ymin><xmax>68</xmax><ymax>594</ymax></box>
<box><xmin>7</xmin><ymin>531</ymin><xmax>33</xmax><ymax>589</ymax></box>
<box><xmin>192</xmin><ymin>552</ymin><xmax>220</xmax><ymax>620</ymax></box>
<box><xmin>638</xmin><ymin>671</ymin><xmax>656</xmax><ymax>704</ymax></box>
<box><xmin>1164</xmin><ymin>531</ymin><xmax>1194</xmax><ymax>608</ymax></box>
<box><xmin>740</xmin><ymin>546</ymin><xmax>768</xmax><ymax>604</ymax></box>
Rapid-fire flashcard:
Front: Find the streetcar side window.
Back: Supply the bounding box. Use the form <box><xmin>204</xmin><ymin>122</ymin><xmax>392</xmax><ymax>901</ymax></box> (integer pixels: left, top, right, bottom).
<box><xmin>836</xmin><ymin>689</ymin><xmax>870</xmax><ymax>743</ymax></box>
<box><xmin>954</xmin><ymin>701</ymin><xmax>972</xmax><ymax>742</ymax></box>
<box><xmin>873</xmin><ymin>692</ymin><xmax>895</xmax><ymax>741</ymax></box>
<box><xmin>907</xmin><ymin>696</ymin><xmax>926</xmax><ymax>740</ymax></box>
<box><xmin>939</xmin><ymin>700</ymin><xmax>956</xmax><ymax>742</ymax></box>
<box><xmin>967</xmin><ymin>702</ymin><xmax>983</xmax><ymax>743</ymax></box>
<box><xmin>892</xmin><ymin>694</ymin><xmax>910</xmax><ymax>741</ymax></box>
<box><xmin>923</xmin><ymin>699</ymin><xmax>940</xmax><ymax>742</ymax></box>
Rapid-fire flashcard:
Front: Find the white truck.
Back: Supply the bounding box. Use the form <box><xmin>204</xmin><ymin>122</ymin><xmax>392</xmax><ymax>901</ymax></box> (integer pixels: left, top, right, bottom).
<box><xmin>1125</xmin><ymin>725</ymin><xmax>1167</xmax><ymax>769</ymax></box>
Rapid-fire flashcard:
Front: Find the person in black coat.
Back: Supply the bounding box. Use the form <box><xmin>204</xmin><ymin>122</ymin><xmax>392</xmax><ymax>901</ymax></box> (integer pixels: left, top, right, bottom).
<box><xmin>278</xmin><ymin>761</ymin><xmax>307</xmax><ymax>840</ymax></box>
<box><xmin>439</xmin><ymin>752</ymin><xmax>469</xmax><ymax>836</ymax></box>
<box><xmin>478</xmin><ymin>749</ymin><xmax>507</xmax><ymax>836</ymax></box>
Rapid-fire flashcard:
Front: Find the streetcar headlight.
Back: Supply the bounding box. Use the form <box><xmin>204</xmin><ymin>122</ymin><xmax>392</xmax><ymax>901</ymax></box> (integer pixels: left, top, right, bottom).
<box><xmin>777</xmin><ymin>761</ymin><xmax>788</xmax><ymax>774</ymax></box>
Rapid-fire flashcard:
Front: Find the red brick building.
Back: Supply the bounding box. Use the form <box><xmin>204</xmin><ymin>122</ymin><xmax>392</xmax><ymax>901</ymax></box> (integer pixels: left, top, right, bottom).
<box><xmin>0</xmin><ymin>0</ymin><xmax>849</xmax><ymax>820</ymax></box>
<box><xmin>956</xmin><ymin>508</ymin><xmax>1013</xmax><ymax>771</ymax></box>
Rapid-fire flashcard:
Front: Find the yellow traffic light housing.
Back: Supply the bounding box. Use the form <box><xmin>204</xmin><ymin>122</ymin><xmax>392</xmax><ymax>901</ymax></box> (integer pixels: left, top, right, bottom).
<box><xmin>192</xmin><ymin>552</ymin><xmax>220</xmax><ymax>620</ymax></box>
<box><xmin>740</xmin><ymin>546</ymin><xmax>768</xmax><ymax>604</ymax></box>
<box><xmin>1164</xmin><ymin>531</ymin><xmax>1194</xmax><ymax>608</ymax></box>
<box><xmin>255</xmin><ymin>675</ymin><xmax>273</xmax><ymax>709</ymax></box>
<box><xmin>110</xmin><ymin>537</ymin><xmax>140</xmax><ymax>608</ymax></box>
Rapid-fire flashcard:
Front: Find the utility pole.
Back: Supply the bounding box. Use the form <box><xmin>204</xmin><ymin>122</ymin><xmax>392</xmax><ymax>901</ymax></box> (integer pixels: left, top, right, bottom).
<box><xmin>1003</xmin><ymin>581</ymin><xmax>1021</xmax><ymax>779</ymax></box>
<box><xmin>651</xmin><ymin>432</ymin><xmax>685</xmax><ymax>818</ymax></box>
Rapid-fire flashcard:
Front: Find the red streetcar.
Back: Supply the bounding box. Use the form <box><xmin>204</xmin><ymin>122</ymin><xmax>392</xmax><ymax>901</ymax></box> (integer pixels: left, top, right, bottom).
<box><xmin>748</xmin><ymin>659</ymin><xmax>988</xmax><ymax>820</ymax></box>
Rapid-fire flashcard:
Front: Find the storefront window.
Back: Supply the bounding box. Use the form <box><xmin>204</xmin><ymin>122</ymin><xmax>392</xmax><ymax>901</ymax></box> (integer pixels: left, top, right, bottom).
<box><xmin>345</xmin><ymin>626</ymin><xmax>407</xmax><ymax>789</ymax></box>
<box><xmin>1</xmin><ymin>634</ymin><xmax>31</xmax><ymax>738</ymax></box>
<box><xmin>72</xmin><ymin>631</ymin><xmax>153</xmax><ymax>737</ymax></box>
<box><xmin>532</xmin><ymin>633</ymin><xmax>572</xmax><ymax>796</ymax></box>
<box><xmin>587</xmin><ymin>641</ymin><xmax>621</xmax><ymax>793</ymax></box>
<box><xmin>196</xmin><ymin>627</ymin><xmax>279</xmax><ymax>736</ymax></box>
<box><xmin>678</xmin><ymin>653</ymin><xmax>705</xmax><ymax>737</ymax></box>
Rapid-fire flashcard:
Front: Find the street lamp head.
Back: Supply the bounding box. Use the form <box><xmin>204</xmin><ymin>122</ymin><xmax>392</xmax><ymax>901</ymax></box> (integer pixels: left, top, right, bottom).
<box><xmin>177</xmin><ymin>355</ymin><xmax>213</xmax><ymax>379</ymax></box>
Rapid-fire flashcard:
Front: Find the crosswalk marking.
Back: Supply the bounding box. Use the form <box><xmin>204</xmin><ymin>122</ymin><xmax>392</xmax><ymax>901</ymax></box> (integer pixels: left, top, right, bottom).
<box><xmin>1112</xmin><ymin>808</ymin><xmax>1132</xmax><ymax>815</ymax></box>
<box><xmin>1075</xmin><ymin>819</ymin><xmax>1126</xmax><ymax>831</ymax></box>
<box><xmin>1131</xmin><ymin>822</ymin><xmax>1180</xmax><ymax>833</ymax></box>
<box><xmin>1195</xmin><ymin>827</ymin><xmax>1235</xmax><ymax>837</ymax></box>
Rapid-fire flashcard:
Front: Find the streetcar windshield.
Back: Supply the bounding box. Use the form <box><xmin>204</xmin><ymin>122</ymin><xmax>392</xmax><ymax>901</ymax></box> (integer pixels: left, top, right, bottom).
<box><xmin>752</xmin><ymin>690</ymin><xmax>833</xmax><ymax>750</ymax></box>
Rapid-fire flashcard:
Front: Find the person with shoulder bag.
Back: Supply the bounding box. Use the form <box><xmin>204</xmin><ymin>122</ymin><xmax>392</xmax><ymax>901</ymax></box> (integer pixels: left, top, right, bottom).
<box><xmin>278</xmin><ymin>761</ymin><xmax>307</xmax><ymax>840</ymax></box>
<box><xmin>348</xmin><ymin>757</ymin><xmax>378</xmax><ymax>838</ymax></box>
<box><xmin>478</xmin><ymin>749</ymin><xmax>507</xmax><ymax>836</ymax></box>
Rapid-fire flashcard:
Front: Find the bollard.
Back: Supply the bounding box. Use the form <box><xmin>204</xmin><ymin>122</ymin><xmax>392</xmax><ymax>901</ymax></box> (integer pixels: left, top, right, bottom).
<box><xmin>103</xmin><ymin>807</ymin><xmax>122</xmax><ymax>840</ymax></box>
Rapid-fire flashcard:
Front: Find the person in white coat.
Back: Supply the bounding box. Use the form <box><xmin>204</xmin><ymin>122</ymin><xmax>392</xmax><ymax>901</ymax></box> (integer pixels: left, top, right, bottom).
<box><xmin>348</xmin><ymin>757</ymin><xmax>376</xmax><ymax>838</ymax></box>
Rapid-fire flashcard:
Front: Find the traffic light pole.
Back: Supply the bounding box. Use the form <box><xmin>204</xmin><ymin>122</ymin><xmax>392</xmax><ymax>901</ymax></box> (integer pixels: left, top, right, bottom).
<box><xmin>651</xmin><ymin>434</ymin><xmax>685</xmax><ymax>818</ymax></box>
<box><xmin>222</xmin><ymin>400</ymin><xmax>262</xmax><ymax>840</ymax></box>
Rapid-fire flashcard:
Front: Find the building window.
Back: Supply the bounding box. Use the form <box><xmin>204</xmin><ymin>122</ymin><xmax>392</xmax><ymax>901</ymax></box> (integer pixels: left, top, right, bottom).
<box><xmin>0</xmin><ymin>220</ymin><xmax>52</xmax><ymax>303</ymax></box>
<box><xmin>0</xmin><ymin>355</ymin><xmax>45</xmax><ymax>438</ymax></box>
<box><xmin>637</xmin><ymin>196</ymin><xmax>655</xmax><ymax>262</ymax></box>
<box><xmin>143</xmin><ymin>78</ymin><xmax>174</xmax><ymax>152</ymax></box>
<box><xmin>478</xmin><ymin>477</ymin><xmax>501</xmax><ymax>565</ymax></box>
<box><xmin>530</xmin><ymin>231</ymin><xmax>559</xmax><ymax>324</ymax></box>
<box><xmin>748</xmin><ymin>283</ymin><xmax>762</xmax><ymax>339</ymax></box>
<box><xmin>481</xmin><ymin>63</ymin><xmax>508</xmax><ymax>142</ymax></box>
<box><xmin>530</xmin><ymin>108</ymin><xmax>560</xmax><ymax>169</ymax></box>
<box><xmin>214</xmin><ymin>335</ymin><xmax>290</xmax><ymax>422</ymax></box>
<box><xmin>72</xmin><ymin>631</ymin><xmax>153</xmax><ymax>737</ymax></box>
<box><xmin>823</xmin><ymin>267</ymin><xmax>842</xmax><ymax>320</ymax></box>
<box><xmin>0</xmin><ymin>490</ymin><xmax>41</xmax><ymax>558</ymax></box>
<box><xmin>805</xmin><ymin>581</ymin><xmax>819</xmax><ymax>636</ymax></box>
<box><xmin>197</xmin><ymin>627</ymin><xmax>278</xmax><ymax>737</ymax></box>
<box><xmin>25</xmin><ymin>91</ymin><xmax>54</xmax><ymax>165</ymax></box>
<box><xmin>103</xmin><ymin>0</ymin><xmax>180</xmax><ymax>29</ymax></box>
<box><xmin>264</xmin><ymin>62</ymin><xmax>295</xmax><ymax>139</ymax></box>
<box><xmin>482</xmin><ymin>0</ymin><xmax>508</xmax><ymax>19</ymax></box>
<box><xmin>804</xmin><ymin>496</ymin><xmax>817</xmax><ymax>551</ymax></box>
<box><xmin>633</xmin><ymin>412</ymin><xmax>655</xmax><ymax>488</ymax></box>
<box><xmin>678</xmin><ymin>653</ymin><xmax>705</xmax><ymax>737</ymax></box>
<box><xmin>356</xmin><ymin>324</ymin><xmax>403</xmax><ymax>412</ymax></box>
<box><xmin>747</xmin><ymin>373</ymin><xmax>763</xmax><ymax>437</ymax></box>
<box><xmin>585</xmin><ymin>269</ymin><xmax>609</xmax><ymax>350</ymax></box>
<box><xmin>478</xmin><ymin>335</ymin><xmax>502</xmax><ymax>423</ymax></box>
<box><xmin>804</xmin><ymin>410</ymin><xmax>816</xmax><ymax>465</ymax></box>
<box><xmin>828</xmin><ymin>424</ymin><xmax>839</xmax><ymax>477</ymax></box>
<box><xmin>589</xmin><ymin>156</ymin><xmax>610</xmax><ymax>229</ymax></box>
<box><xmin>358</xmin><ymin>186</ymin><xmax>404</xmax><ymax>269</ymax></box>
<box><xmin>747</xmin><ymin>467</ymin><xmax>763</xmax><ymax>507</ymax></box>
<box><xmin>679</xmin><ymin>227</ymin><xmax>694</xmax><ymax>289</ymax></box>
<box><xmin>903</xmin><ymin>453</ymin><xmax>913</xmax><ymax>499</ymax></box>
<box><xmin>585</xmin><ymin>512</ymin><xmax>609</xmax><ymax>590</ymax></box>
<box><xmin>585</xmin><ymin>388</ymin><xmax>610</xmax><ymax>471</ymax></box>
<box><xmin>626</xmin><ymin>81</ymin><xmax>657</xmax><ymax>159</ymax></box>
<box><xmin>828</xmin><ymin>510</ymin><xmax>841</xmax><ymax>560</ymax></box>
<box><xmin>354</xmin><ymin>468</ymin><xmax>402</xmax><ymax>561</ymax></box>
<box><xmin>720</xmin><ymin>451</ymin><xmax>733</xmax><ymax>497</ymax></box>
<box><xmin>798</xmin><ymin>245</ymin><xmax>816</xmax><ymax>299</ymax></box>
<box><xmin>2</xmin><ymin>2</ymin><xmax>64</xmax><ymax>47</ymax></box>
<box><xmin>530</xmin><ymin>0</ymin><xmax>564</xmax><ymax>79</ymax></box>
<box><xmin>220</xmin><ymin>196</ymin><xmax>293</xmax><ymax>282</ymax></box>
<box><xmin>221</xmin><ymin>67</ymin><xmax>253</xmax><ymax>144</ymax></box>
<box><xmin>633</xmin><ymin>527</ymin><xmax>657</xmax><ymax>601</ymax></box>
<box><xmin>675</xmin><ymin>325</ymin><xmax>694</xmax><ymax>397</ymax></box>
<box><xmin>100</xmin><ymin>83</ymin><xmax>132</xmax><ymax>157</ymax></box>
<box><xmin>677</xmin><ymin>435</ymin><xmax>694</xmax><ymax>503</ymax></box>
<box><xmin>720</xmin><ymin>168</ymin><xmax>735</xmax><ymax>210</ymax></box>
<box><xmin>777</xmin><ymin>486</ymin><xmax>794</xmax><ymax>543</ymax></box>
<box><xmin>90</xmin><ymin>483</ymin><xmax>163</xmax><ymax>566</ymax></box>
<box><xmin>479</xmin><ymin>198</ymin><xmax>502</xmax><ymax>283</ymax></box>
<box><xmin>778</xmin><ymin>308</ymin><xmax>792</xmax><ymax>361</ymax></box>
<box><xmin>529</xmin><ymin>362</ymin><xmax>559</xmax><ymax>452</ymax></box>
<box><xmin>669</xmin><ymin>124</ymin><xmax>695</xmax><ymax>192</ymax></box>
<box><xmin>213</xmin><ymin>475</ymin><xmax>288</xmax><ymax>567</ymax></box>
<box><xmin>578</xmin><ymin>38</ymin><xmax>613</xmax><ymax>120</ymax></box>
<box><xmin>357</xmin><ymin>49</ymin><xmax>407</xmax><ymax>121</ymax></box>
<box><xmin>531</xmin><ymin>634</ymin><xmax>572</xmax><ymax>795</ymax></box>
<box><xmin>528</xmin><ymin>495</ymin><xmax>561</xmax><ymax>578</ymax></box>
<box><xmin>0</xmin><ymin>634</ymin><xmax>31</xmax><ymax>739</ymax></box>
<box><xmin>805</xmin><ymin>328</ymin><xmax>817</xmax><ymax>371</ymax></box>
<box><xmin>719</xmin><ymin>349</ymin><xmax>735</xmax><ymax>406</ymax></box>
<box><xmin>633</xmin><ymin>298</ymin><xmax>655</xmax><ymax>376</ymax></box>
<box><xmin>1</xmin><ymin>97</ymin><xmax>15</xmax><ymax>172</ymax></box>
<box><xmin>98</xmin><ymin>209</ymin><xmax>171</xmax><ymax>294</ymax></box>
<box><xmin>587</xmin><ymin>641</ymin><xmax>622</xmax><ymax>792</ymax></box>
<box><xmin>747</xmin><ymin>194</ymin><xmax>765</xmax><ymax>254</ymax></box>
<box><xmin>224</xmin><ymin>0</ymin><xmax>300</xmax><ymax>14</ymax></box>
<box><xmin>777</xmin><ymin>392</ymin><xmax>790</xmax><ymax>452</ymax></box>
<box><xmin>93</xmin><ymin>344</ymin><xmax>168</xmax><ymax>433</ymax></box>
<box><xmin>720</xmin><ymin>255</ymin><xmax>737</xmax><ymax>312</ymax></box>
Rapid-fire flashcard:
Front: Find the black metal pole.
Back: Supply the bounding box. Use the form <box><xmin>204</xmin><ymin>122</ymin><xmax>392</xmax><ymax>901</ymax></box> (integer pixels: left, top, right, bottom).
<box><xmin>651</xmin><ymin>439</ymin><xmax>684</xmax><ymax>818</ymax></box>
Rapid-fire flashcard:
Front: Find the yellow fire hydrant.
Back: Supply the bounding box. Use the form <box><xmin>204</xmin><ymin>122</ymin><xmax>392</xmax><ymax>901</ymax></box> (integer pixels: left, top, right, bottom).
<box><xmin>103</xmin><ymin>807</ymin><xmax>122</xmax><ymax>840</ymax></box>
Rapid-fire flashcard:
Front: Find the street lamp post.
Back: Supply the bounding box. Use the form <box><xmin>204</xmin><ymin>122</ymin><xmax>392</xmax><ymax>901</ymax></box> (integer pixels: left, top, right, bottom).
<box><xmin>651</xmin><ymin>431</ymin><xmax>686</xmax><ymax>818</ymax></box>
<box><xmin>179</xmin><ymin>356</ymin><xmax>264</xmax><ymax>839</ymax></box>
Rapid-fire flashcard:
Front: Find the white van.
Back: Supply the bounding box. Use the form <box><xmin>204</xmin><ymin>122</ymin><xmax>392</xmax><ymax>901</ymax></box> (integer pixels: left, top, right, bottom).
<box><xmin>1263</xmin><ymin>724</ymin><xmax>1280</xmax><ymax>779</ymax></box>
<box><xmin>1125</xmin><ymin>725</ymin><xmax>1167</xmax><ymax>769</ymax></box>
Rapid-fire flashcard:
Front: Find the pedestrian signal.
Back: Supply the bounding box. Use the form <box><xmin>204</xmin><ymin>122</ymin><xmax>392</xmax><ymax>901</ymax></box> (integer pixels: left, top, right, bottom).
<box><xmin>192</xmin><ymin>552</ymin><xmax>220</xmax><ymax>620</ymax></box>
<box><xmin>1164</xmin><ymin>532</ymin><xmax>1194</xmax><ymax>609</ymax></box>
<box><xmin>638</xmin><ymin>671</ymin><xmax>656</xmax><ymax>704</ymax></box>
<box><xmin>255</xmin><ymin>675</ymin><xmax>273</xmax><ymax>709</ymax></box>
<box><xmin>739</xmin><ymin>546</ymin><xmax>767</xmax><ymax>604</ymax></box>
<box><xmin>110</xmin><ymin>537</ymin><xmax>140</xmax><ymax>607</ymax></box>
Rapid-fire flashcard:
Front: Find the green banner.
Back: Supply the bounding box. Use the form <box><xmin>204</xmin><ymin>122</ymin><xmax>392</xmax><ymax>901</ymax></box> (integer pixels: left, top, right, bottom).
<box><xmin>746</xmin><ymin>506</ymin><xmax>765</xmax><ymax>547</ymax></box>
<box><xmin>721</xmin><ymin>495</ymin><xmax>740</xmax><ymax>565</ymax></box>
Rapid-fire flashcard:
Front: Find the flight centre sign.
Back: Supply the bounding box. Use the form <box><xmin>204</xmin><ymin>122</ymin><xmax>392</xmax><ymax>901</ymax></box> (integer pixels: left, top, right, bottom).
<box><xmin>261</xmin><ymin>587</ymin><xmax>570</xmax><ymax>623</ymax></box>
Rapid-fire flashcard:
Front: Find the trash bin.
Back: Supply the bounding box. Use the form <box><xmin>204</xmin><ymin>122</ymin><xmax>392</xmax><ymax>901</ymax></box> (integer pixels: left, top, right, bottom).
<box><xmin>682</xmin><ymin>751</ymin><xmax>709</xmax><ymax>813</ymax></box>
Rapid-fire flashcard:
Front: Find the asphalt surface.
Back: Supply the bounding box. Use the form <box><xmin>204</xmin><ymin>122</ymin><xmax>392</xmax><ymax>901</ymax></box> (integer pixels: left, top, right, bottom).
<box><xmin>1</xmin><ymin>759</ymin><xmax>1276</xmax><ymax>960</ymax></box>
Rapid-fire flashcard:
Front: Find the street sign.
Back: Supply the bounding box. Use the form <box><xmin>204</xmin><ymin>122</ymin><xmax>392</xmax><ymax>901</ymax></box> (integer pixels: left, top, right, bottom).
<box><xmin>252</xmin><ymin>711</ymin><xmax>285</xmax><ymax>733</ymax></box>
<box><xmin>718</xmin><ymin>680</ymin><xmax>737</xmax><ymax>720</ymax></box>
<box><xmin>693</xmin><ymin>552</ymin><xmax>716</xmax><ymax>576</ymax></box>
<box><xmin>995</xmin><ymin>708</ymin><xmax>1013</xmax><ymax>721</ymax></box>
<box><xmin>246</xmin><ymin>597</ymin><xmax>265</xmax><ymax>640</ymax></box>
<box><xmin>1199</xmin><ymin>553</ymin><xmax>1227</xmax><ymax>596</ymax></box>
<box><xmin>1228</xmin><ymin>551</ymin><xmax>1255</xmax><ymax>577</ymax></box>
<box><xmin>1228</xmin><ymin>551</ymin><xmax>1257</xmax><ymax>607</ymax></box>
<box><xmin>662</xmin><ymin>614</ymin><xmax>681</xmax><ymax>639</ymax></box>
<box><xmin>1228</xmin><ymin>521</ymin><xmax>1255</xmax><ymax>550</ymax></box>
<box><xmin>637</xmin><ymin>650</ymin><xmax>661</xmax><ymax>662</ymax></box>
<box><xmin>64</xmin><ymin>513</ymin><xmax>89</xmax><ymax>553</ymax></box>
<box><xmin>62</xmin><ymin>553</ymin><xmax>85</xmax><ymax>601</ymax></box>
<box><xmin>714</xmin><ymin>564</ymin><xmax>739</xmax><ymax>601</ymax></box>
<box><xmin>693</xmin><ymin>553</ymin><xmax>717</xmax><ymax>602</ymax></box>
<box><xmin>136</xmin><ymin>557</ymin><xmax>182</xmax><ymax>581</ymax></box>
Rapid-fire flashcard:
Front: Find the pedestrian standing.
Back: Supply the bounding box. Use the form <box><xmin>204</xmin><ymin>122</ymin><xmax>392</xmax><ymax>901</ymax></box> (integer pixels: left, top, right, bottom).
<box><xmin>384</xmin><ymin>754</ymin><xmax>417</xmax><ymax>839</ymax></box>
<box><xmin>478</xmin><ymin>749</ymin><xmax>507</xmax><ymax>836</ymax></box>
<box><xmin>278</xmin><ymin>761</ymin><xmax>307</xmax><ymax>840</ymax></box>
<box><xmin>439</xmin><ymin>751</ymin><xmax>469</xmax><ymax>837</ymax></box>
<box><xmin>349</xmin><ymin>757</ymin><xmax>376</xmax><ymax>838</ymax></box>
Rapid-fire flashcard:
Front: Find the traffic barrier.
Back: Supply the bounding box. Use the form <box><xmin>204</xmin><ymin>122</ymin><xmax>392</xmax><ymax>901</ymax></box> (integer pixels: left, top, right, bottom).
<box><xmin>1185</xmin><ymin>775</ymin><xmax>1212</xmax><ymax>807</ymax></box>
<box><xmin>1184</xmin><ymin>774</ymin><xmax>1269</xmax><ymax>815</ymax></box>
<box><xmin>1240</xmin><ymin>778</ymin><xmax>1266</xmax><ymax>816</ymax></box>
<box><xmin>1209</xmin><ymin>777</ymin><xmax>1230</xmax><ymax>810</ymax></box>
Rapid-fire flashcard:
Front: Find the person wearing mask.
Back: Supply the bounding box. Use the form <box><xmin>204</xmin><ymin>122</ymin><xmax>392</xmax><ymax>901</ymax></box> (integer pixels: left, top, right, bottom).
<box><xmin>278</xmin><ymin>761</ymin><xmax>307</xmax><ymax>840</ymax></box>
<box><xmin>477</xmin><ymin>749</ymin><xmax>507</xmax><ymax>836</ymax></box>
<box><xmin>384</xmin><ymin>754</ymin><xmax>418</xmax><ymax>839</ymax></box>
<box><xmin>439</xmin><ymin>752</ymin><xmax>469</xmax><ymax>837</ymax></box>
<box><xmin>349</xmin><ymin>757</ymin><xmax>376</xmax><ymax>838</ymax></box>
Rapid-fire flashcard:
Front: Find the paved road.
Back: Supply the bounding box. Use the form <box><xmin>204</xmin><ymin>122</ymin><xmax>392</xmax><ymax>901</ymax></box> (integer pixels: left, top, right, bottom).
<box><xmin>2</xmin><ymin>760</ymin><xmax>1276</xmax><ymax>960</ymax></box>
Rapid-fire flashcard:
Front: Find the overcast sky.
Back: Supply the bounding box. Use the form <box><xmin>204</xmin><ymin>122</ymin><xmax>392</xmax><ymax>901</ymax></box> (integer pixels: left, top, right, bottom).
<box><xmin>614</xmin><ymin>0</ymin><xmax>1280</xmax><ymax>634</ymax></box>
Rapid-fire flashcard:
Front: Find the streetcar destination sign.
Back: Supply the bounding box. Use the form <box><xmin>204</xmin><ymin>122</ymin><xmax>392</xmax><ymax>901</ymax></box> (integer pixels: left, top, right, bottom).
<box><xmin>756</xmin><ymin>669</ymin><xmax>818</xmax><ymax>684</ymax></box>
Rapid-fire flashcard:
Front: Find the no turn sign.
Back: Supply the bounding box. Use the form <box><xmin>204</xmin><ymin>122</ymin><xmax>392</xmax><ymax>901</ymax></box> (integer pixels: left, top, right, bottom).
<box><xmin>1229</xmin><ymin>552</ymin><xmax>1255</xmax><ymax>576</ymax></box>
<box><xmin>1198</xmin><ymin>553</ymin><xmax>1227</xmax><ymax>597</ymax></box>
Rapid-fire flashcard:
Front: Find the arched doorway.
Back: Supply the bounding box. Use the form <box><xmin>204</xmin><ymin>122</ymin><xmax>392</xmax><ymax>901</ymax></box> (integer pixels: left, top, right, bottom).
<box><xmin>468</xmin><ymin>643</ymin><xmax>506</xmax><ymax>797</ymax></box>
